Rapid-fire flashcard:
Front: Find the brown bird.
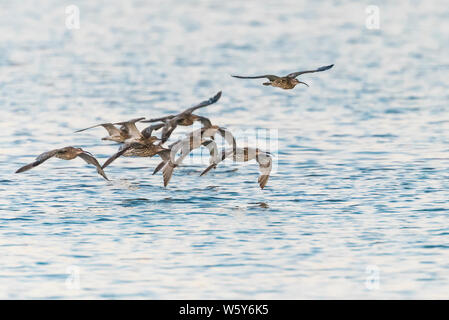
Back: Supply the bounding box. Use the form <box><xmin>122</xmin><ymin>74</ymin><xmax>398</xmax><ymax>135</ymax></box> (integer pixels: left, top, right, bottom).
<box><xmin>140</xmin><ymin>123</ymin><xmax>165</xmax><ymax>139</ymax></box>
<box><xmin>232</xmin><ymin>64</ymin><xmax>334</xmax><ymax>90</ymax></box>
<box><xmin>101</xmin><ymin>118</ymin><xmax>166</xmax><ymax>169</ymax></box>
<box><xmin>101</xmin><ymin>140</ymin><xmax>168</xmax><ymax>169</ymax></box>
<box><xmin>141</xmin><ymin>91</ymin><xmax>222</xmax><ymax>142</ymax></box>
<box><xmin>74</xmin><ymin>122</ymin><xmax>133</xmax><ymax>143</ymax></box>
<box><xmin>200</xmin><ymin>147</ymin><xmax>272</xmax><ymax>189</ymax></box>
<box><xmin>153</xmin><ymin>125</ymin><xmax>236</xmax><ymax>185</ymax></box>
<box><xmin>112</xmin><ymin>117</ymin><xmax>147</xmax><ymax>142</ymax></box>
<box><xmin>15</xmin><ymin>147</ymin><xmax>109</xmax><ymax>180</ymax></box>
<box><xmin>159</xmin><ymin>137</ymin><xmax>219</xmax><ymax>187</ymax></box>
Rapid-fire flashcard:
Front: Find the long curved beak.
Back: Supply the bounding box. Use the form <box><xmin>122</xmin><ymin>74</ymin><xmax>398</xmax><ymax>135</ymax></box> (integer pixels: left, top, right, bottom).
<box><xmin>298</xmin><ymin>81</ymin><xmax>309</xmax><ymax>87</ymax></box>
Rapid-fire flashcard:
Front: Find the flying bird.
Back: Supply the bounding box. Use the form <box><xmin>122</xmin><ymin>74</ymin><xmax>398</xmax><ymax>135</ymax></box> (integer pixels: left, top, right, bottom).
<box><xmin>141</xmin><ymin>91</ymin><xmax>222</xmax><ymax>142</ymax></box>
<box><xmin>74</xmin><ymin>122</ymin><xmax>132</xmax><ymax>143</ymax></box>
<box><xmin>15</xmin><ymin>147</ymin><xmax>109</xmax><ymax>180</ymax></box>
<box><xmin>159</xmin><ymin>137</ymin><xmax>219</xmax><ymax>187</ymax></box>
<box><xmin>232</xmin><ymin>64</ymin><xmax>334</xmax><ymax>90</ymax></box>
<box><xmin>101</xmin><ymin>118</ymin><xmax>167</xmax><ymax>169</ymax></box>
<box><xmin>101</xmin><ymin>136</ymin><xmax>166</xmax><ymax>169</ymax></box>
<box><xmin>200</xmin><ymin>147</ymin><xmax>272</xmax><ymax>189</ymax></box>
<box><xmin>140</xmin><ymin>123</ymin><xmax>165</xmax><ymax>139</ymax></box>
<box><xmin>153</xmin><ymin>125</ymin><xmax>236</xmax><ymax>185</ymax></box>
<box><xmin>113</xmin><ymin>117</ymin><xmax>147</xmax><ymax>142</ymax></box>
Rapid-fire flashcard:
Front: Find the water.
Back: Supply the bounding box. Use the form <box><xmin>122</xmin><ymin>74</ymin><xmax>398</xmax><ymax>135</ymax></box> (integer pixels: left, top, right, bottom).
<box><xmin>1</xmin><ymin>0</ymin><xmax>449</xmax><ymax>299</ymax></box>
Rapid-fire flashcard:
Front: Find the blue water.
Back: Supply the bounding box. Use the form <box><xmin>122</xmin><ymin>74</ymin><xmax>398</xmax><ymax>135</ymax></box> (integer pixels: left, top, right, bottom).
<box><xmin>1</xmin><ymin>0</ymin><xmax>449</xmax><ymax>299</ymax></box>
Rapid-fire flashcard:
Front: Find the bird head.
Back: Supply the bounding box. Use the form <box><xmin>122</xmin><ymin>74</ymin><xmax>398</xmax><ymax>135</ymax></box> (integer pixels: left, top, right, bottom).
<box><xmin>292</xmin><ymin>79</ymin><xmax>309</xmax><ymax>87</ymax></box>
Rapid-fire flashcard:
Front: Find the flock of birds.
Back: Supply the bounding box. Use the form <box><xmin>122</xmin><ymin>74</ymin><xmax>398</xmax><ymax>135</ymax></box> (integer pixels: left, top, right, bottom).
<box><xmin>15</xmin><ymin>64</ymin><xmax>334</xmax><ymax>189</ymax></box>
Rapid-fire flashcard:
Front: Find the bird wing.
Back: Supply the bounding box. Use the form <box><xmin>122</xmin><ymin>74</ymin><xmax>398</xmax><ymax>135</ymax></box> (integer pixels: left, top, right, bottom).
<box><xmin>286</xmin><ymin>64</ymin><xmax>334</xmax><ymax>78</ymax></box>
<box><xmin>77</xmin><ymin>152</ymin><xmax>109</xmax><ymax>180</ymax></box>
<box><xmin>113</xmin><ymin>118</ymin><xmax>145</xmax><ymax>140</ymax></box>
<box><xmin>141</xmin><ymin>115</ymin><xmax>175</xmax><ymax>123</ymax></box>
<box><xmin>152</xmin><ymin>149</ymin><xmax>171</xmax><ymax>175</ymax></box>
<box><xmin>101</xmin><ymin>124</ymin><xmax>123</xmax><ymax>136</ymax></box>
<box><xmin>161</xmin><ymin>162</ymin><xmax>175</xmax><ymax>187</ymax></box>
<box><xmin>182</xmin><ymin>91</ymin><xmax>222</xmax><ymax>115</ymax></box>
<box><xmin>160</xmin><ymin>121</ymin><xmax>178</xmax><ymax>143</ymax></box>
<box><xmin>75</xmin><ymin>123</ymin><xmax>119</xmax><ymax>135</ymax></box>
<box><xmin>200</xmin><ymin>148</ymin><xmax>233</xmax><ymax>176</ymax></box>
<box><xmin>169</xmin><ymin>139</ymin><xmax>192</xmax><ymax>165</ymax></box>
<box><xmin>141</xmin><ymin>123</ymin><xmax>165</xmax><ymax>138</ymax></box>
<box><xmin>217</xmin><ymin>128</ymin><xmax>236</xmax><ymax>149</ymax></box>
<box><xmin>158</xmin><ymin>140</ymin><xmax>187</xmax><ymax>186</ymax></box>
<box><xmin>231</xmin><ymin>74</ymin><xmax>280</xmax><ymax>81</ymax></box>
<box><xmin>15</xmin><ymin>149</ymin><xmax>60</xmax><ymax>173</ymax></box>
<box><xmin>101</xmin><ymin>143</ymin><xmax>134</xmax><ymax>169</ymax></box>
<box><xmin>196</xmin><ymin>115</ymin><xmax>212</xmax><ymax>128</ymax></box>
<box><xmin>201</xmin><ymin>140</ymin><xmax>219</xmax><ymax>164</ymax></box>
<box><xmin>74</xmin><ymin>123</ymin><xmax>122</xmax><ymax>136</ymax></box>
<box><xmin>168</xmin><ymin>133</ymin><xmax>205</xmax><ymax>166</ymax></box>
<box><xmin>256</xmin><ymin>153</ymin><xmax>272</xmax><ymax>189</ymax></box>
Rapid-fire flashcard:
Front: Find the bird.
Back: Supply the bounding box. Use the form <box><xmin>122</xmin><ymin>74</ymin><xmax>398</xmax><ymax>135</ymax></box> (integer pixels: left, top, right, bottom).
<box><xmin>200</xmin><ymin>147</ymin><xmax>272</xmax><ymax>189</ymax></box>
<box><xmin>112</xmin><ymin>117</ymin><xmax>147</xmax><ymax>142</ymax></box>
<box><xmin>74</xmin><ymin>122</ymin><xmax>132</xmax><ymax>143</ymax></box>
<box><xmin>75</xmin><ymin>118</ymin><xmax>164</xmax><ymax>143</ymax></box>
<box><xmin>153</xmin><ymin>125</ymin><xmax>236</xmax><ymax>185</ymax></box>
<box><xmin>15</xmin><ymin>147</ymin><xmax>109</xmax><ymax>180</ymax></box>
<box><xmin>140</xmin><ymin>123</ymin><xmax>165</xmax><ymax>139</ymax></box>
<box><xmin>101</xmin><ymin>137</ymin><xmax>167</xmax><ymax>169</ymax></box>
<box><xmin>141</xmin><ymin>91</ymin><xmax>222</xmax><ymax>142</ymax></box>
<box><xmin>231</xmin><ymin>64</ymin><xmax>334</xmax><ymax>90</ymax></box>
<box><xmin>101</xmin><ymin>118</ymin><xmax>166</xmax><ymax>169</ymax></box>
<box><xmin>159</xmin><ymin>136</ymin><xmax>219</xmax><ymax>187</ymax></box>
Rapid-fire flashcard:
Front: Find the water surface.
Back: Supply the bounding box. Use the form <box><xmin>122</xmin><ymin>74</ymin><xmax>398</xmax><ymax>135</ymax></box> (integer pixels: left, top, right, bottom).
<box><xmin>1</xmin><ymin>0</ymin><xmax>449</xmax><ymax>299</ymax></box>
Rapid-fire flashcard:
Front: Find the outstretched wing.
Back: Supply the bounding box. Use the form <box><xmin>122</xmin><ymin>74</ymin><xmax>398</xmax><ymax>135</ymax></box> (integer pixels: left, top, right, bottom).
<box><xmin>217</xmin><ymin>128</ymin><xmax>236</xmax><ymax>149</ymax></box>
<box><xmin>182</xmin><ymin>91</ymin><xmax>222</xmax><ymax>115</ymax></box>
<box><xmin>114</xmin><ymin>118</ymin><xmax>145</xmax><ymax>139</ymax></box>
<box><xmin>196</xmin><ymin>115</ymin><xmax>212</xmax><ymax>128</ymax></box>
<box><xmin>232</xmin><ymin>74</ymin><xmax>280</xmax><ymax>81</ymax></box>
<box><xmin>15</xmin><ymin>149</ymin><xmax>60</xmax><ymax>173</ymax></box>
<box><xmin>161</xmin><ymin>162</ymin><xmax>175</xmax><ymax>187</ymax></box>
<box><xmin>74</xmin><ymin>123</ymin><xmax>121</xmax><ymax>136</ymax></box>
<box><xmin>141</xmin><ymin>123</ymin><xmax>165</xmax><ymax>138</ymax></box>
<box><xmin>256</xmin><ymin>153</ymin><xmax>272</xmax><ymax>189</ymax></box>
<box><xmin>113</xmin><ymin>117</ymin><xmax>145</xmax><ymax>140</ymax></box>
<box><xmin>101</xmin><ymin>144</ymin><xmax>134</xmax><ymax>169</ymax></box>
<box><xmin>286</xmin><ymin>64</ymin><xmax>334</xmax><ymax>78</ymax></box>
<box><xmin>160</xmin><ymin>121</ymin><xmax>179</xmax><ymax>143</ymax></box>
<box><xmin>200</xmin><ymin>148</ymin><xmax>233</xmax><ymax>176</ymax></box>
<box><xmin>201</xmin><ymin>140</ymin><xmax>219</xmax><ymax>164</ymax></box>
<box><xmin>141</xmin><ymin>115</ymin><xmax>175</xmax><ymax>123</ymax></box>
<box><xmin>77</xmin><ymin>152</ymin><xmax>109</xmax><ymax>180</ymax></box>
